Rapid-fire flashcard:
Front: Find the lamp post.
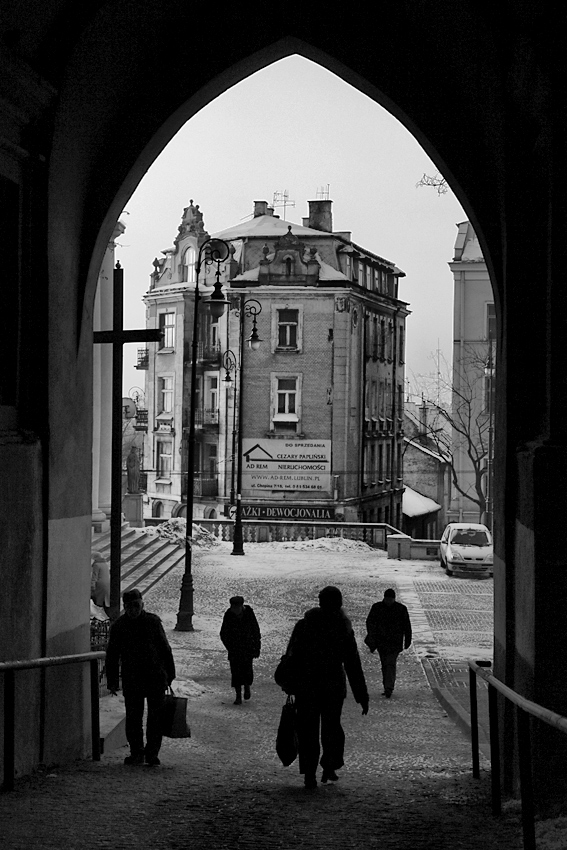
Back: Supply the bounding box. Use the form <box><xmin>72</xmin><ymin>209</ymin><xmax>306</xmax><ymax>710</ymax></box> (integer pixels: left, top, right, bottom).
<box><xmin>221</xmin><ymin>349</ymin><xmax>238</xmax><ymax>508</ymax></box>
<box><xmin>232</xmin><ymin>297</ymin><xmax>262</xmax><ymax>556</ymax></box>
<box><xmin>175</xmin><ymin>237</ymin><xmax>230</xmax><ymax>631</ymax></box>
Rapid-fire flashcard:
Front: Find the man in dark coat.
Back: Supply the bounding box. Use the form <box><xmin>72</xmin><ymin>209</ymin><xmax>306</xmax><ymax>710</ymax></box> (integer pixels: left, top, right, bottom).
<box><xmin>283</xmin><ymin>585</ymin><xmax>369</xmax><ymax>789</ymax></box>
<box><xmin>106</xmin><ymin>588</ymin><xmax>176</xmax><ymax>766</ymax></box>
<box><xmin>220</xmin><ymin>595</ymin><xmax>261</xmax><ymax>705</ymax></box>
<box><xmin>365</xmin><ymin>588</ymin><xmax>412</xmax><ymax>698</ymax></box>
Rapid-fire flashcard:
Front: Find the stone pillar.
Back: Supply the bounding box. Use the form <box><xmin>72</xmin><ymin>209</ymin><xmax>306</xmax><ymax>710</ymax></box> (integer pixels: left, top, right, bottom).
<box><xmin>92</xmin><ymin>221</ymin><xmax>125</xmax><ymax>531</ymax></box>
<box><xmin>494</xmin><ymin>118</ymin><xmax>567</xmax><ymax>816</ymax></box>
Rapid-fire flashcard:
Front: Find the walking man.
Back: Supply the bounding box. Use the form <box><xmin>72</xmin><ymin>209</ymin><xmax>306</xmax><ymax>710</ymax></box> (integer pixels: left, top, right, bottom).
<box><xmin>106</xmin><ymin>588</ymin><xmax>176</xmax><ymax>765</ymax></box>
<box><xmin>282</xmin><ymin>585</ymin><xmax>369</xmax><ymax>789</ymax></box>
<box><xmin>365</xmin><ymin>588</ymin><xmax>412</xmax><ymax>698</ymax></box>
<box><xmin>220</xmin><ymin>595</ymin><xmax>261</xmax><ymax>705</ymax></box>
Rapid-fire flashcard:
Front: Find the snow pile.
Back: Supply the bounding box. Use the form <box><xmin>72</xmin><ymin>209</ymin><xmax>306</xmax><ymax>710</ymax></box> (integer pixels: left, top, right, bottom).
<box><xmin>238</xmin><ymin>537</ymin><xmax>376</xmax><ymax>552</ymax></box>
<box><xmin>141</xmin><ymin>519</ymin><xmax>221</xmax><ymax>549</ymax></box>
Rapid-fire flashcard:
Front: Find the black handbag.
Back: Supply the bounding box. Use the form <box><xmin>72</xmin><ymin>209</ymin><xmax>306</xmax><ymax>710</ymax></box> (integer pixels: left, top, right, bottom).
<box><xmin>276</xmin><ymin>695</ymin><xmax>298</xmax><ymax>766</ymax></box>
<box><xmin>161</xmin><ymin>687</ymin><xmax>191</xmax><ymax>738</ymax></box>
<box><xmin>274</xmin><ymin>653</ymin><xmax>296</xmax><ymax>693</ymax></box>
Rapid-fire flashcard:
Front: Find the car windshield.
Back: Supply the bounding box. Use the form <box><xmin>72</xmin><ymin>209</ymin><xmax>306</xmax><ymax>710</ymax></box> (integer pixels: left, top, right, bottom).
<box><xmin>450</xmin><ymin>529</ymin><xmax>489</xmax><ymax>546</ymax></box>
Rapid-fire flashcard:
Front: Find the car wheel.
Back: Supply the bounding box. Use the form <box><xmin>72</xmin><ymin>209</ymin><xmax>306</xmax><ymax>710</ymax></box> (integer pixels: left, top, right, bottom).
<box><xmin>445</xmin><ymin>564</ymin><xmax>453</xmax><ymax>576</ymax></box>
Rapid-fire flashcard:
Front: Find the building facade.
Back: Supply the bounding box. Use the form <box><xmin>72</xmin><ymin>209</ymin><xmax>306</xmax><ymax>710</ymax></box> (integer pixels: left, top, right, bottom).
<box><xmin>448</xmin><ymin>221</ymin><xmax>495</xmax><ymax>526</ymax></box>
<box><xmin>141</xmin><ymin>199</ymin><xmax>408</xmax><ymax>526</ymax></box>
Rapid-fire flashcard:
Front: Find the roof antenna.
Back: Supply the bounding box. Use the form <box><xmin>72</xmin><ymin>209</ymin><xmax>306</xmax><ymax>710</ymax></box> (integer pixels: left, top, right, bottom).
<box><xmin>272</xmin><ymin>190</ymin><xmax>295</xmax><ymax>220</ymax></box>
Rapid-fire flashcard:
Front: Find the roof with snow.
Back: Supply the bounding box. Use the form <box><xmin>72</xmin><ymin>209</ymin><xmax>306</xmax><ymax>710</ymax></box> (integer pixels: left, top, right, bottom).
<box><xmin>212</xmin><ymin>214</ymin><xmax>324</xmax><ymax>241</ymax></box>
<box><xmin>231</xmin><ymin>251</ymin><xmax>350</xmax><ymax>283</ymax></box>
<box><xmin>403</xmin><ymin>437</ymin><xmax>450</xmax><ymax>464</ymax></box>
<box><xmin>402</xmin><ymin>486</ymin><xmax>441</xmax><ymax>517</ymax></box>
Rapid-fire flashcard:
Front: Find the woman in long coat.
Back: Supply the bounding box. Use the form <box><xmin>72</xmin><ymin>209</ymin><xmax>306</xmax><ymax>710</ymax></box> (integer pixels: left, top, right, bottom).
<box><xmin>220</xmin><ymin>595</ymin><xmax>261</xmax><ymax>704</ymax></box>
<box><xmin>283</xmin><ymin>585</ymin><xmax>369</xmax><ymax>788</ymax></box>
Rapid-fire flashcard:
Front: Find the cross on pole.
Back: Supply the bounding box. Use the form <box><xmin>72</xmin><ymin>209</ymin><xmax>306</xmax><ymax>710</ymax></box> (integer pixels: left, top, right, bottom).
<box><xmin>93</xmin><ymin>262</ymin><xmax>162</xmax><ymax>620</ymax></box>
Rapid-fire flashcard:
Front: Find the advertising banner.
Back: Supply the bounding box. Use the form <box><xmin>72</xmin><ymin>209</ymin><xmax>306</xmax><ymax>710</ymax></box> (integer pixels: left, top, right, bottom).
<box><xmin>242</xmin><ymin>439</ymin><xmax>332</xmax><ymax>492</ymax></box>
<box><xmin>241</xmin><ymin>505</ymin><xmax>335</xmax><ymax>520</ymax></box>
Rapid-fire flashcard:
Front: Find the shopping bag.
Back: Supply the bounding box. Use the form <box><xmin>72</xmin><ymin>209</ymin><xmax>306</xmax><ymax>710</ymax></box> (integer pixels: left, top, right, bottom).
<box><xmin>161</xmin><ymin>688</ymin><xmax>191</xmax><ymax>738</ymax></box>
<box><xmin>276</xmin><ymin>695</ymin><xmax>298</xmax><ymax>766</ymax></box>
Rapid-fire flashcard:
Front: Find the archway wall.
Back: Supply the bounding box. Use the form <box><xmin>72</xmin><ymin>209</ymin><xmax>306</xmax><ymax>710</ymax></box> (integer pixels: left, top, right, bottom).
<box><xmin>3</xmin><ymin>0</ymin><xmax>566</xmax><ymax>810</ymax></box>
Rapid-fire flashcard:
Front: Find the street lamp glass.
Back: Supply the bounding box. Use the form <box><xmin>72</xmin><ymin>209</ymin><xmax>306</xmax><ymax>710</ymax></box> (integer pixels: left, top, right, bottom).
<box><xmin>207</xmin><ymin>297</ymin><xmax>228</xmax><ymax>319</ymax></box>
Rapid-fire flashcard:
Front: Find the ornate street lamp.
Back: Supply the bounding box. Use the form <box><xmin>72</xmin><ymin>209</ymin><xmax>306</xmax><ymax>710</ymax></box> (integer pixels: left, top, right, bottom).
<box><xmin>221</xmin><ymin>349</ymin><xmax>238</xmax><ymax>507</ymax></box>
<box><xmin>232</xmin><ymin>297</ymin><xmax>262</xmax><ymax>556</ymax></box>
<box><xmin>176</xmin><ymin>237</ymin><xmax>230</xmax><ymax>631</ymax></box>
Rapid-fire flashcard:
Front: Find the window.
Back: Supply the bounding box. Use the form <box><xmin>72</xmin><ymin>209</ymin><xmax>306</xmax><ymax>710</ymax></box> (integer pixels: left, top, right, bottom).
<box><xmin>380</xmin><ymin>319</ymin><xmax>386</xmax><ymax>360</ymax></box>
<box><xmin>206</xmin><ymin>444</ymin><xmax>217</xmax><ymax>478</ymax></box>
<box><xmin>210</xmin><ymin>319</ymin><xmax>219</xmax><ymax>348</ymax></box>
<box><xmin>272</xmin><ymin>304</ymin><xmax>303</xmax><ymax>352</ymax></box>
<box><xmin>487</xmin><ymin>303</ymin><xmax>496</xmax><ymax>341</ymax></box>
<box><xmin>159</xmin><ymin>376</ymin><xmax>173</xmax><ymax>413</ymax></box>
<box><xmin>271</xmin><ymin>373</ymin><xmax>302</xmax><ymax>432</ymax></box>
<box><xmin>369</xmin><ymin>444</ymin><xmax>376</xmax><ymax>482</ymax></box>
<box><xmin>184</xmin><ymin>246</ymin><xmax>196</xmax><ymax>283</ymax></box>
<box><xmin>372</xmin><ymin>316</ymin><xmax>379</xmax><ymax>359</ymax></box>
<box><xmin>158</xmin><ymin>312</ymin><xmax>175</xmax><ymax>349</ymax></box>
<box><xmin>277</xmin><ymin>309</ymin><xmax>299</xmax><ymax>349</ymax></box>
<box><xmin>156</xmin><ymin>440</ymin><xmax>172</xmax><ymax>478</ymax></box>
<box><xmin>204</xmin><ymin>372</ymin><xmax>219</xmax><ymax>424</ymax></box>
<box><xmin>278</xmin><ymin>378</ymin><xmax>296</xmax><ymax>415</ymax></box>
<box><xmin>378</xmin><ymin>444</ymin><xmax>384</xmax><ymax>481</ymax></box>
<box><xmin>398</xmin><ymin>325</ymin><xmax>405</xmax><ymax>364</ymax></box>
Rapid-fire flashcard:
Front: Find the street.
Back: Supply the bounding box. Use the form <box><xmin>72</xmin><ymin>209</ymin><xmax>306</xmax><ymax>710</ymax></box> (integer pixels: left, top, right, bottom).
<box><xmin>2</xmin><ymin>539</ymin><xmax>527</xmax><ymax>850</ymax></box>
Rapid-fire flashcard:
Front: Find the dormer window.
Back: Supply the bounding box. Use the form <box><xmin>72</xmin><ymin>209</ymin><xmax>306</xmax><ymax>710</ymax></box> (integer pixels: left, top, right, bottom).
<box><xmin>183</xmin><ymin>246</ymin><xmax>196</xmax><ymax>283</ymax></box>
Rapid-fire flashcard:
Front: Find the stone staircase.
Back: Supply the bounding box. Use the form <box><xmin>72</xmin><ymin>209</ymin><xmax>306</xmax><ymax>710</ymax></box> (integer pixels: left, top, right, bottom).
<box><xmin>92</xmin><ymin>524</ymin><xmax>185</xmax><ymax>596</ymax></box>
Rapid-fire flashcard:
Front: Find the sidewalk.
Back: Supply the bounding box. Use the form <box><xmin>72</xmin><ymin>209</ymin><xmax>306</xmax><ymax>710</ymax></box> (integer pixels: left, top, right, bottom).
<box><xmin>422</xmin><ymin>658</ymin><xmax>491</xmax><ymax>758</ymax></box>
<box><xmin>1</xmin><ymin>543</ymin><xmax>524</xmax><ymax>849</ymax></box>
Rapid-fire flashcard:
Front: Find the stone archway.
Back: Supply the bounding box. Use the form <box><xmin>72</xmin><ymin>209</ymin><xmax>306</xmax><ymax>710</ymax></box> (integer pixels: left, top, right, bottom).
<box><xmin>4</xmin><ymin>1</ymin><xmax>565</xmax><ymax>813</ymax></box>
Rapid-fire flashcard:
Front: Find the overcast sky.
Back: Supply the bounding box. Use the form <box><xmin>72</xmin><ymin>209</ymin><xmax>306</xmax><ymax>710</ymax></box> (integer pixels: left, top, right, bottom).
<box><xmin>115</xmin><ymin>55</ymin><xmax>466</xmax><ymax>399</ymax></box>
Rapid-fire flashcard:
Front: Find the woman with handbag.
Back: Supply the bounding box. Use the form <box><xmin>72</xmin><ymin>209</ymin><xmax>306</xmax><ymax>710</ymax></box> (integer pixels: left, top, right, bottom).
<box><xmin>220</xmin><ymin>595</ymin><xmax>261</xmax><ymax>705</ymax></box>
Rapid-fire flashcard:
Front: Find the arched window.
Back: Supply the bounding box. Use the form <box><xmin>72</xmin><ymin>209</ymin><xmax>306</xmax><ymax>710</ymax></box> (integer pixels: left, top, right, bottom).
<box><xmin>184</xmin><ymin>246</ymin><xmax>196</xmax><ymax>283</ymax></box>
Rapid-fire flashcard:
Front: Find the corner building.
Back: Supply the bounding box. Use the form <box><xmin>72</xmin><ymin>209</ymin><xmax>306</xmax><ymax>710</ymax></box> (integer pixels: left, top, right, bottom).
<box><xmin>143</xmin><ymin>198</ymin><xmax>408</xmax><ymax>526</ymax></box>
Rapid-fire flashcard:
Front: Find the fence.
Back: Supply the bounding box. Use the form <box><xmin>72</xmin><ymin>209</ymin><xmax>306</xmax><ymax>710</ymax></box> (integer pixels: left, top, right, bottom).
<box><xmin>468</xmin><ymin>659</ymin><xmax>567</xmax><ymax>850</ymax></box>
<box><xmin>0</xmin><ymin>651</ymin><xmax>106</xmax><ymax>792</ymax></box>
<box><xmin>90</xmin><ymin>618</ymin><xmax>112</xmax><ymax>697</ymax></box>
<box><xmin>193</xmin><ymin>519</ymin><xmax>400</xmax><ymax>549</ymax></box>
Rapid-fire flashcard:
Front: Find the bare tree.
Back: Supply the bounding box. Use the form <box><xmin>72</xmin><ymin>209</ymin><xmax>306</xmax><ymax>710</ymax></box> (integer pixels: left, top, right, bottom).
<box><xmin>415</xmin><ymin>171</ymin><xmax>449</xmax><ymax>195</ymax></box>
<box><xmin>412</xmin><ymin>345</ymin><xmax>494</xmax><ymax>522</ymax></box>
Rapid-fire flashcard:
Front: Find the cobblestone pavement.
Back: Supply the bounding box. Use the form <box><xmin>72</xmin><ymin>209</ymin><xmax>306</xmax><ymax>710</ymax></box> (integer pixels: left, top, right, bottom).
<box><xmin>2</xmin><ymin>544</ymin><xmax>523</xmax><ymax>849</ymax></box>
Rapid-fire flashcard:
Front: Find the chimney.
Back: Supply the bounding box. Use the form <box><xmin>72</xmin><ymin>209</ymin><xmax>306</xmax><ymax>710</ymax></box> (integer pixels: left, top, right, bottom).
<box><xmin>308</xmin><ymin>199</ymin><xmax>333</xmax><ymax>232</ymax></box>
<box><xmin>254</xmin><ymin>200</ymin><xmax>269</xmax><ymax>217</ymax></box>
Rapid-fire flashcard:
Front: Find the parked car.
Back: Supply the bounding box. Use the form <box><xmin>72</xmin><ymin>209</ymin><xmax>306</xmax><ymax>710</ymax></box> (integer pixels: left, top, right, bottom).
<box><xmin>439</xmin><ymin>522</ymin><xmax>493</xmax><ymax>577</ymax></box>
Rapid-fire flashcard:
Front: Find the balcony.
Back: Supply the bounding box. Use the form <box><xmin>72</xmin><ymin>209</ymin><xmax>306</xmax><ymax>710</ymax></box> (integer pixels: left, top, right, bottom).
<box><xmin>194</xmin><ymin>408</ymin><xmax>219</xmax><ymax>428</ymax></box>
<box><xmin>197</xmin><ymin>341</ymin><xmax>222</xmax><ymax>363</ymax></box>
<box><xmin>136</xmin><ymin>348</ymin><xmax>149</xmax><ymax>369</ymax></box>
<box><xmin>133</xmin><ymin>408</ymin><xmax>148</xmax><ymax>431</ymax></box>
<box><xmin>181</xmin><ymin>473</ymin><xmax>218</xmax><ymax>499</ymax></box>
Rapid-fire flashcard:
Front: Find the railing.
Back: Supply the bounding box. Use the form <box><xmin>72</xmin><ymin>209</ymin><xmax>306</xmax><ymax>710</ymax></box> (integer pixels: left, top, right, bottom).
<box><xmin>0</xmin><ymin>651</ymin><xmax>106</xmax><ymax>792</ymax></box>
<box><xmin>196</xmin><ymin>341</ymin><xmax>221</xmax><ymax>362</ymax></box>
<box><xmin>195</xmin><ymin>519</ymin><xmax>399</xmax><ymax>549</ymax></box>
<box><xmin>194</xmin><ymin>408</ymin><xmax>219</xmax><ymax>427</ymax></box>
<box><xmin>468</xmin><ymin>659</ymin><xmax>567</xmax><ymax>849</ymax></box>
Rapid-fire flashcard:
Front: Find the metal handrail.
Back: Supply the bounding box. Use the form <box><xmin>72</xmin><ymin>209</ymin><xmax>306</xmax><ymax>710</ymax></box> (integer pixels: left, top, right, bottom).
<box><xmin>468</xmin><ymin>659</ymin><xmax>567</xmax><ymax>850</ymax></box>
<box><xmin>1</xmin><ymin>651</ymin><xmax>106</xmax><ymax>792</ymax></box>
